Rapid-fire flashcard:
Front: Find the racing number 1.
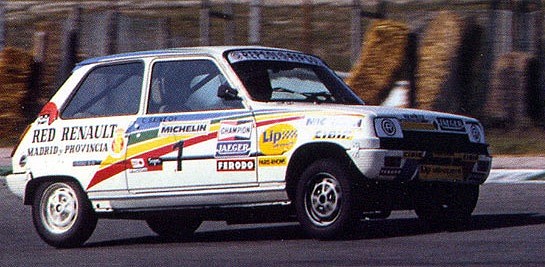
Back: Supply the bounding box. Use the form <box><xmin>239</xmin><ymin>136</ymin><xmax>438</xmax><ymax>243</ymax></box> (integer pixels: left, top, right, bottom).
<box><xmin>173</xmin><ymin>140</ymin><xmax>184</xmax><ymax>171</ymax></box>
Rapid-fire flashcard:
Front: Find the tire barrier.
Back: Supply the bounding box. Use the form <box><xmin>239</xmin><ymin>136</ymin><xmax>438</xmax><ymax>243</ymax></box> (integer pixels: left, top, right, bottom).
<box><xmin>416</xmin><ymin>11</ymin><xmax>464</xmax><ymax>113</ymax></box>
<box><xmin>345</xmin><ymin>19</ymin><xmax>409</xmax><ymax>105</ymax></box>
<box><xmin>484</xmin><ymin>52</ymin><xmax>537</xmax><ymax>129</ymax></box>
<box><xmin>0</xmin><ymin>47</ymin><xmax>33</xmax><ymax>142</ymax></box>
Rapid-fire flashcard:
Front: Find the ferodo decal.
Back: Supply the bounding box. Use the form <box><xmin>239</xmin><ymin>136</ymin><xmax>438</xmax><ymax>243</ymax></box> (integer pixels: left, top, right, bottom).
<box><xmin>258</xmin><ymin>156</ymin><xmax>287</xmax><ymax>167</ymax></box>
<box><xmin>217</xmin><ymin>159</ymin><xmax>256</xmax><ymax>171</ymax></box>
<box><xmin>260</xmin><ymin>124</ymin><xmax>298</xmax><ymax>155</ymax></box>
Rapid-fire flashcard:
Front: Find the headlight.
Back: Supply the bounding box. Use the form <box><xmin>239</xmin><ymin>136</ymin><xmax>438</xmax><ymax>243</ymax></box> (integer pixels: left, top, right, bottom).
<box><xmin>466</xmin><ymin>122</ymin><xmax>485</xmax><ymax>143</ymax></box>
<box><xmin>374</xmin><ymin>118</ymin><xmax>403</xmax><ymax>138</ymax></box>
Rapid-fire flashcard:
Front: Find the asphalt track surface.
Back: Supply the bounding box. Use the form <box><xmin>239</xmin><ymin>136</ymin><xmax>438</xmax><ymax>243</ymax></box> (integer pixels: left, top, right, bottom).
<box><xmin>1</xmin><ymin>181</ymin><xmax>545</xmax><ymax>266</ymax></box>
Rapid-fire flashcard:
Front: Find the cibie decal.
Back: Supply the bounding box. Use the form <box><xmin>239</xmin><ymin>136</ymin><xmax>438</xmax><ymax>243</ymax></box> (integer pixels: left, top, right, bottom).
<box><xmin>110</xmin><ymin>128</ymin><xmax>125</xmax><ymax>157</ymax></box>
<box><xmin>218</xmin><ymin>120</ymin><xmax>253</xmax><ymax>141</ymax></box>
<box><xmin>158</xmin><ymin>121</ymin><xmax>209</xmax><ymax>136</ymax></box>
<box><xmin>260</xmin><ymin>124</ymin><xmax>297</xmax><ymax>155</ymax></box>
<box><xmin>217</xmin><ymin>159</ymin><xmax>255</xmax><ymax>172</ymax></box>
<box><xmin>37</xmin><ymin>102</ymin><xmax>59</xmax><ymax>125</ymax></box>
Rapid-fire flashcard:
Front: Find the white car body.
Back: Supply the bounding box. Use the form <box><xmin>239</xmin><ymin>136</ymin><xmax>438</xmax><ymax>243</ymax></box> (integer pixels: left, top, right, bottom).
<box><xmin>6</xmin><ymin>46</ymin><xmax>491</xmax><ymax>247</ymax></box>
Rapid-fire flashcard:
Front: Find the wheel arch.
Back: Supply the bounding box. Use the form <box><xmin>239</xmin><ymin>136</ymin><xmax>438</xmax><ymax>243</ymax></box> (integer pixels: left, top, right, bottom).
<box><xmin>285</xmin><ymin>142</ymin><xmax>357</xmax><ymax>201</ymax></box>
<box><xmin>24</xmin><ymin>175</ymin><xmax>84</xmax><ymax>205</ymax></box>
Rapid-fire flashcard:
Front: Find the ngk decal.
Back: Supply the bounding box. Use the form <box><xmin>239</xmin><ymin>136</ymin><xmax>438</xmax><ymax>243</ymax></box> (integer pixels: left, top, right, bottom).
<box><xmin>216</xmin><ymin>159</ymin><xmax>255</xmax><ymax>171</ymax></box>
<box><xmin>218</xmin><ymin>120</ymin><xmax>253</xmax><ymax>141</ymax></box>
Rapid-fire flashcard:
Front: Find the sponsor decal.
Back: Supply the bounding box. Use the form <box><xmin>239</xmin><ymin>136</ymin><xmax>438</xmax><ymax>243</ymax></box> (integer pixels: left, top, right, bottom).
<box><xmin>216</xmin><ymin>140</ymin><xmax>251</xmax><ymax>157</ymax></box>
<box><xmin>158</xmin><ymin>121</ymin><xmax>209</xmax><ymax>136</ymax></box>
<box><xmin>379</xmin><ymin>168</ymin><xmax>402</xmax><ymax>176</ymax></box>
<box><xmin>400</xmin><ymin>121</ymin><xmax>437</xmax><ymax>131</ymax></box>
<box><xmin>31</xmin><ymin>128</ymin><xmax>56</xmax><ymax>143</ymax></box>
<box><xmin>258</xmin><ymin>156</ymin><xmax>287</xmax><ymax>167</ymax></box>
<box><xmin>436</xmin><ymin>117</ymin><xmax>465</xmax><ymax>132</ymax></box>
<box><xmin>260</xmin><ymin>124</ymin><xmax>298</xmax><ymax>155</ymax></box>
<box><xmin>402</xmin><ymin>114</ymin><xmax>429</xmax><ymax>123</ymax></box>
<box><xmin>314</xmin><ymin>130</ymin><xmax>353</xmax><ymax>140</ymax></box>
<box><xmin>217</xmin><ymin>159</ymin><xmax>256</xmax><ymax>171</ymax></box>
<box><xmin>469</xmin><ymin>124</ymin><xmax>482</xmax><ymax>142</ymax></box>
<box><xmin>37</xmin><ymin>102</ymin><xmax>59</xmax><ymax>125</ymax></box>
<box><xmin>27</xmin><ymin>146</ymin><xmax>59</xmax><ymax>156</ymax></box>
<box><xmin>218</xmin><ymin>120</ymin><xmax>253</xmax><ymax>141</ymax></box>
<box><xmin>110</xmin><ymin>128</ymin><xmax>125</xmax><ymax>157</ymax></box>
<box><xmin>381</xmin><ymin>119</ymin><xmax>397</xmax><ymax>136</ymax></box>
<box><xmin>403</xmin><ymin>151</ymin><xmax>425</xmax><ymax>159</ymax></box>
<box><xmin>130</xmin><ymin>158</ymin><xmax>145</xmax><ymax>169</ymax></box>
<box><xmin>305</xmin><ymin>117</ymin><xmax>362</xmax><ymax>127</ymax></box>
<box><xmin>419</xmin><ymin>165</ymin><xmax>463</xmax><ymax>180</ymax></box>
<box><xmin>61</xmin><ymin>124</ymin><xmax>118</xmax><ymax>141</ymax></box>
<box><xmin>148</xmin><ymin>157</ymin><xmax>163</xmax><ymax>166</ymax></box>
<box><xmin>129</xmin><ymin>157</ymin><xmax>163</xmax><ymax>172</ymax></box>
<box><xmin>65</xmin><ymin>143</ymin><xmax>109</xmax><ymax>154</ymax></box>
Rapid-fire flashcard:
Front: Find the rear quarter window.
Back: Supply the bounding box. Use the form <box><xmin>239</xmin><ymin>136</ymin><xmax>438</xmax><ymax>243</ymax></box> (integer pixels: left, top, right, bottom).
<box><xmin>62</xmin><ymin>62</ymin><xmax>144</xmax><ymax>119</ymax></box>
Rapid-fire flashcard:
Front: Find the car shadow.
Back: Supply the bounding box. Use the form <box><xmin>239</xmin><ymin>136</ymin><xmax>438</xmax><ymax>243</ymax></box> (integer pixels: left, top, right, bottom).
<box><xmin>83</xmin><ymin>212</ymin><xmax>545</xmax><ymax>248</ymax></box>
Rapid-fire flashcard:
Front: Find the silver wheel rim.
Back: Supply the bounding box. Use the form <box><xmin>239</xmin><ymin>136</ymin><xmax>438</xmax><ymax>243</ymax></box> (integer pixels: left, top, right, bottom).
<box><xmin>40</xmin><ymin>183</ymin><xmax>79</xmax><ymax>234</ymax></box>
<box><xmin>304</xmin><ymin>173</ymin><xmax>342</xmax><ymax>227</ymax></box>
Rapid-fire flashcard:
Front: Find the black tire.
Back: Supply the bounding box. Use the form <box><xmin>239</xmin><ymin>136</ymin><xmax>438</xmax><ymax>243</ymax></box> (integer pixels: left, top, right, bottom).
<box><xmin>295</xmin><ymin>158</ymin><xmax>360</xmax><ymax>239</ymax></box>
<box><xmin>32</xmin><ymin>181</ymin><xmax>97</xmax><ymax>248</ymax></box>
<box><xmin>146</xmin><ymin>216</ymin><xmax>202</xmax><ymax>240</ymax></box>
<box><xmin>412</xmin><ymin>182</ymin><xmax>479</xmax><ymax>225</ymax></box>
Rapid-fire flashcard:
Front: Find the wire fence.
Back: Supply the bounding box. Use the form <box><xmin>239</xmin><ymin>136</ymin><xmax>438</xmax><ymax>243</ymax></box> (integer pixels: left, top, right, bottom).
<box><xmin>0</xmin><ymin>0</ymin><xmax>544</xmax><ymax>141</ymax></box>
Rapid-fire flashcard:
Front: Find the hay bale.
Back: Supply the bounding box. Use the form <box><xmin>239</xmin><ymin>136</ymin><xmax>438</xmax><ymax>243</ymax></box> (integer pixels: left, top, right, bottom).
<box><xmin>0</xmin><ymin>47</ymin><xmax>33</xmax><ymax>141</ymax></box>
<box><xmin>416</xmin><ymin>11</ymin><xmax>464</xmax><ymax>112</ymax></box>
<box><xmin>484</xmin><ymin>52</ymin><xmax>534</xmax><ymax>128</ymax></box>
<box><xmin>345</xmin><ymin>19</ymin><xmax>409</xmax><ymax>105</ymax></box>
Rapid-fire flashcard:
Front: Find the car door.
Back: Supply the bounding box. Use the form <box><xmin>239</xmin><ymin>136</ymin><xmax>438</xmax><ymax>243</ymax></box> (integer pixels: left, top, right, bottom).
<box><xmin>125</xmin><ymin>58</ymin><xmax>257</xmax><ymax>192</ymax></box>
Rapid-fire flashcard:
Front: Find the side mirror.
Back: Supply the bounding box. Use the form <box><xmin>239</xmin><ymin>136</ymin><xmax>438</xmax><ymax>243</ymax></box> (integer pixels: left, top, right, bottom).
<box><xmin>217</xmin><ymin>84</ymin><xmax>240</xmax><ymax>100</ymax></box>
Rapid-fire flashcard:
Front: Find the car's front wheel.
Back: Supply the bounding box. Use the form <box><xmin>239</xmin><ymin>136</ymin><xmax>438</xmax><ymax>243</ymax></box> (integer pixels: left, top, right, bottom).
<box><xmin>32</xmin><ymin>181</ymin><xmax>97</xmax><ymax>248</ymax></box>
<box><xmin>295</xmin><ymin>159</ymin><xmax>360</xmax><ymax>239</ymax></box>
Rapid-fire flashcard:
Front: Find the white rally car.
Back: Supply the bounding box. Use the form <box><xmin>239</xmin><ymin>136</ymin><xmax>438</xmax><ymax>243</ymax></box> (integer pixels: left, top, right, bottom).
<box><xmin>7</xmin><ymin>46</ymin><xmax>491</xmax><ymax>247</ymax></box>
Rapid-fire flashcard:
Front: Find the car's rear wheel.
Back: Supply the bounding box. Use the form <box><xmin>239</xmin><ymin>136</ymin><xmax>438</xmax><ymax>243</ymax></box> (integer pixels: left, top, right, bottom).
<box><xmin>32</xmin><ymin>181</ymin><xmax>97</xmax><ymax>248</ymax></box>
<box><xmin>413</xmin><ymin>182</ymin><xmax>479</xmax><ymax>225</ymax></box>
<box><xmin>295</xmin><ymin>159</ymin><xmax>360</xmax><ymax>239</ymax></box>
<box><xmin>146</xmin><ymin>216</ymin><xmax>202</xmax><ymax>240</ymax></box>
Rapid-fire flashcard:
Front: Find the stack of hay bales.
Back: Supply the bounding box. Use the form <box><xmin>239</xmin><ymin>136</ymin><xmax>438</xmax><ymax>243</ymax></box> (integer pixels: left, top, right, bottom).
<box><xmin>346</xmin><ymin>20</ymin><xmax>409</xmax><ymax>105</ymax></box>
<box><xmin>484</xmin><ymin>52</ymin><xmax>534</xmax><ymax>128</ymax></box>
<box><xmin>0</xmin><ymin>47</ymin><xmax>33</xmax><ymax>141</ymax></box>
<box><xmin>416</xmin><ymin>11</ymin><xmax>464</xmax><ymax>113</ymax></box>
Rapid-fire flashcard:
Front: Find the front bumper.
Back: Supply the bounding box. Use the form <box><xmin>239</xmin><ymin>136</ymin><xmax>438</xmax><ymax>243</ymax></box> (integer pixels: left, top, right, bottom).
<box><xmin>5</xmin><ymin>172</ymin><xmax>31</xmax><ymax>199</ymax></box>
<box><xmin>349</xmin><ymin>149</ymin><xmax>491</xmax><ymax>184</ymax></box>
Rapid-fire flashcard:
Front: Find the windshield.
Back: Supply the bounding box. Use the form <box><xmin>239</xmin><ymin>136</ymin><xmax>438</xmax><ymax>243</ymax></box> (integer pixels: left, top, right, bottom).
<box><xmin>226</xmin><ymin>50</ymin><xmax>363</xmax><ymax>104</ymax></box>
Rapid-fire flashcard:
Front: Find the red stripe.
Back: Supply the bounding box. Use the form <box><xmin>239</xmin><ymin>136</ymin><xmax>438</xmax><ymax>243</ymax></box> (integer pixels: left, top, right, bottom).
<box><xmin>86</xmin><ymin>116</ymin><xmax>302</xmax><ymax>190</ymax></box>
<box><xmin>256</xmin><ymin>116</ymin><xmax>303</xmax><ymax>127</ymax></box>
<box><xmin>87</xmin><ymin>132</ymin><xmax>217</xmax><ymax>190</ymax></box>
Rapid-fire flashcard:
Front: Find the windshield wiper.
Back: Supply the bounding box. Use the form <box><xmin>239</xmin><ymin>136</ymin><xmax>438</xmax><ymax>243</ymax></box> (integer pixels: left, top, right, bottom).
<box><xmin>272</xmin><ymin>87</ymin><xmax>334</xmax><ymax>103</ymax></box>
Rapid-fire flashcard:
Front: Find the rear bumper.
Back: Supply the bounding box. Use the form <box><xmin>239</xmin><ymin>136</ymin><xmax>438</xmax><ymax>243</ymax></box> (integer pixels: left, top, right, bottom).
<box><xmin>5</xmin><ymin>172</ymin><xmax>31</xmax><ymax>199</ymax></box>
<box><xmin>349</xmin><ymin>149</ymin><xmax>491</xmax><ymax>184</ymax></box>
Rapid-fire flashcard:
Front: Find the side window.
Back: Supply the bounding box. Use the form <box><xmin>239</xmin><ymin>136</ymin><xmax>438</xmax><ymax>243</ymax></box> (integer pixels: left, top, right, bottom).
<box><xmin>62</xmin><ymin>62</ymin><xmax>144</xmax><ymax>118</ymax></box>
<box><xmin>147</xmin><ymin>59</ymin><xmax>243</xmax><ymax>114</ymax></box>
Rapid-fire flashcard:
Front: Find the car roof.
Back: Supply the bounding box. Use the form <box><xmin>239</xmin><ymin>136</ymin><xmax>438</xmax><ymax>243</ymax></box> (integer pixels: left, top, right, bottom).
<box><xmin>75</xmin><ymin>46</ymin><xmax>298</xmax><ymax>68</ymax></box>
